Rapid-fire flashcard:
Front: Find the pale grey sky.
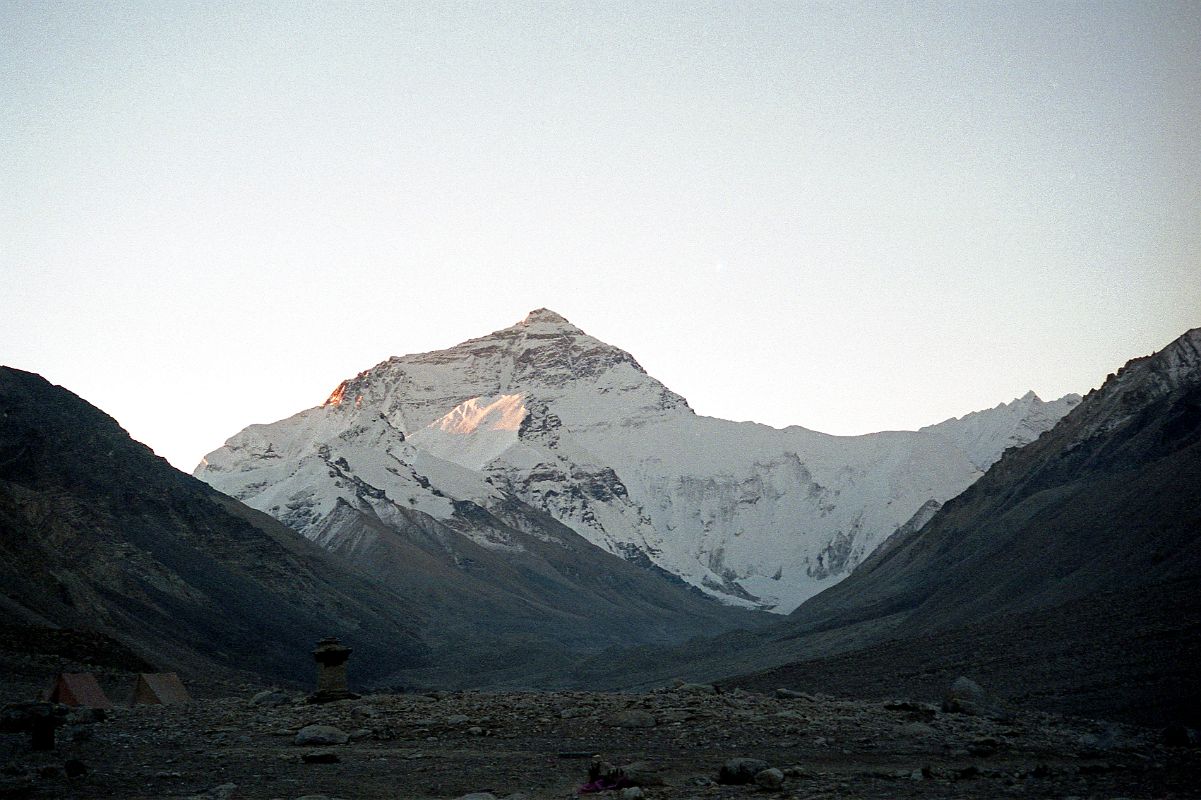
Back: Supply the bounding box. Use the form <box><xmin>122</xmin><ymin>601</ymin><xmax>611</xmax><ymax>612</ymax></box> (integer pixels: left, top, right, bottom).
<box><xmin>3</xmin><ymin>1</ymin><xmax>1199</xmax><ymax>470</ymax></box>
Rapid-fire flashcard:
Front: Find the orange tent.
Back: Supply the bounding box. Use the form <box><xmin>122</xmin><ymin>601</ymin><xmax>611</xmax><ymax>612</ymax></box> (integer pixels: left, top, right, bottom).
<box><xmin>129</xmin><ymin>672</ymin><xmax>190</xmax><ymax>705</ymax></box>
<box><xmin>44</xmin><ymin>673</ymin><xmax>112</xmax><ymax>709</ymax></box>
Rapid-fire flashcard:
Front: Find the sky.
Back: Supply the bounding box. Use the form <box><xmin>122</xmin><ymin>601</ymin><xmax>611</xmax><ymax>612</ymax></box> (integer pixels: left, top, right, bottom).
<box><xmin>3</xmin><ymin>1</ymin><xmax>1199</xmax><ymax>471</ymax></box>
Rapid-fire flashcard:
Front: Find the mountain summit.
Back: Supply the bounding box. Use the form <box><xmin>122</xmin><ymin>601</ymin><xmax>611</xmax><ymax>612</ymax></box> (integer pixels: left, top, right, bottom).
<box><xmin>520</xmin><ymin>307</ymin><xmax>576</xmax><ymax>326</ymax></box>
<box><xmin>198</xmin><ymin>310</ymin><xmax>1079</xmax><ymax>611</ymax></box>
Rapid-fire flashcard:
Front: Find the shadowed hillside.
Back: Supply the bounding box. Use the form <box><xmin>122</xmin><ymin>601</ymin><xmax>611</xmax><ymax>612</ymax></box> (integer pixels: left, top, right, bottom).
<box><xmin>0</xmin><ymin>366</ymin><xmax>428</xmax><ymax>691</ymax></box>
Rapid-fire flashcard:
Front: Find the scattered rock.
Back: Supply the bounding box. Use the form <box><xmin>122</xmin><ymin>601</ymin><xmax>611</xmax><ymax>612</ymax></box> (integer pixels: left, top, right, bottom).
<box><xmin>191</xmin><ymin>784</ymin><xmax>238</xmax><ymax>800</ymax></box>
<box><xmin>608</xmin><ymin>709</ymin><xmax>656</xmax><ymax>729</ymax></box>
<box><xmin>1085</xmin><ymin>727</ymin><xmax>1124</xmax><ymax>753</ymax></box>
<box><xmin>618</xmin><ymin>761</ymin><xmax>665</xmax><ymax>786</ymax></box>
<box><xmin>251</xmin><ymin>689</ymin><xmax>290</xmax><ymax>706</ymax></box>
<box><xmin>884</xmin><ymin>700</ymin><xmax>939</xmax><ymax>720</ymax></box>
<box><xmin>900</xmin><ymin>721</ymin><xmax>935</xmax><ymax>737</ymax></box>
<box><xmin>968</xmin><ymin>736</ymin><xmax>1002</xmax><ymax>756</ymax></box>
<box><xmin>718</xmin><ymin>757</ymin><xmax>771</xmax><ymax>785</ymax></box>
<box><xmin>456</xmin><ymin>794</ymin><xmax>497</xmax><ymax>800</ymax></box>
<box><xmin>755</xmin><ymin>767</ymin><xmax>785</xmax><ymax>789</ymax></box>
<box><xmin>0</xmin><ymin>688</ymin><xmax>1183</xmax><ymax>799</ymax></box>
<box><xmin>66</xmin><ymin>724</ymin><xmax>92</xmax><ymax>742</ymax></box>
<box><xmin>294</xmin><ymin>725</ymin><xmax>349</xmax><ymax>746</ymax></box>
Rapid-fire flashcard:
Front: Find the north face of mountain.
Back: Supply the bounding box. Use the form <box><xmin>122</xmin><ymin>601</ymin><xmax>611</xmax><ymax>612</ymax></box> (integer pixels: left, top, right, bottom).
<box><xmin>719</xmin><ymin>329</ymin><xmax>1201</xmax><ymax>725</ymax></box>
<box><xmin>0</xmin><ymin>366</ymin><xmax>426</xmax><ymax>687</ymax></box>
<box><xmin>199</xmin><ymin>310</ymin><xmax>1078</xmax><ymax>611</ymax></box>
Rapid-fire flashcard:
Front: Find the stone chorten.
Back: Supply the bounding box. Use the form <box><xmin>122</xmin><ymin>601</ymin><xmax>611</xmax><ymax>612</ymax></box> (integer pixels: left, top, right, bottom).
<box><xmin>307</xmin><ymin>636</ymin><xmax>360</xmax><ymax>704</ymax></box>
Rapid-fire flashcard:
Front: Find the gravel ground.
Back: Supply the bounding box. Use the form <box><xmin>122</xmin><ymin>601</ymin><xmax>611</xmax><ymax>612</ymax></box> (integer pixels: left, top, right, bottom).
<box><xmin>2</xmin><ymin>685</ymin><xmax>1198</xmax><ymax>799</ymax></box>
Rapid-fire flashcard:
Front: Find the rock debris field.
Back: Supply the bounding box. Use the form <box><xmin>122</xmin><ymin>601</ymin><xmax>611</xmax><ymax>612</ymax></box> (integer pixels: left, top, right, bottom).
<box><xmin>2</xmin><ymin>682</ymin><xmax>1198</xmax><ymax>800</ymax></box>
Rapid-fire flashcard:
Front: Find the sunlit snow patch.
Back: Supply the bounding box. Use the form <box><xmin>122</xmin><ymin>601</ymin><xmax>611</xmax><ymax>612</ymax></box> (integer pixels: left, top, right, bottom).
<box><xmin>408</xmin><ymin>394</ymin><xmax>527</xmax><ymax>471</ymax></box>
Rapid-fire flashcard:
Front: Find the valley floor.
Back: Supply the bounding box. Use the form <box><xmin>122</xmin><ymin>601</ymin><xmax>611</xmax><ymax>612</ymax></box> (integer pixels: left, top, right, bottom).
<box><xmin>2</xmin><ymin>686</ymin><xmax>1198</xmax><ymax>799</ymax></box>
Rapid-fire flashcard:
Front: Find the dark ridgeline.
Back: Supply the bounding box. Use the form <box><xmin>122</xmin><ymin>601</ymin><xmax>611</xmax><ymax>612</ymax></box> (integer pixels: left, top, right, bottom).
<box><xmin>721</xmin><ymin>328</ymin><xmax>1201</xmax><ymax>726</ymax></box>
<box><xmin>0</xmin><ymin>366</ymin><xmax>427</xmax><ymax>692</ymax></box>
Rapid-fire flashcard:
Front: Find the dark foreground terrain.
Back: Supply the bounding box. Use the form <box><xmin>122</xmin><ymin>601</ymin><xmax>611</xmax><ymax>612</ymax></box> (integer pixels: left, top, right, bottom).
<box><xmin>2</xmin><ymin>685</ymin><xmax>1199</xmax><ymax>800</ymax></box>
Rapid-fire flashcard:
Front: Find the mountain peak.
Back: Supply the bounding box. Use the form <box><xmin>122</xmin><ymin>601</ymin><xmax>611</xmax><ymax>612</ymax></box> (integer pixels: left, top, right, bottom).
<box><xmin>520</xmin><ymin>308</ymin><xmax>574</xmax><ymax>327</ymax></box>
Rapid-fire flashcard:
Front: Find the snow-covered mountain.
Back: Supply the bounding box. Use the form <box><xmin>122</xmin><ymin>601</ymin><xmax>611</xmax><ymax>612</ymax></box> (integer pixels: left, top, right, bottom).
<box><xmin>197</xmin><ymin>309</ymin><xmax>1080</xmax><ymax>612</ymax></box>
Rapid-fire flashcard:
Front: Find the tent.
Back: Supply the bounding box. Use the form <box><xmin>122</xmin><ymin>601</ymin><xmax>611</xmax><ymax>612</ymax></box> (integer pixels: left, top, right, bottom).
<box><xmin>129</xmin><ymin>672</ymin><xmax>190</xmax><ymax>705</ymax></box>
<box><xmin>43</xmin><ymin>673</ymin><xmax>112</xmax><ymax>709</ymax></box>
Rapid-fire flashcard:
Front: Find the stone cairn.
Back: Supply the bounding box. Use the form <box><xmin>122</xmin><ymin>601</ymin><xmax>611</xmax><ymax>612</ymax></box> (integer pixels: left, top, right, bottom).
<box><xmin>307</xmin><ymin>637</ymin><xmax>360</xmax><ymax>704</ymax></box>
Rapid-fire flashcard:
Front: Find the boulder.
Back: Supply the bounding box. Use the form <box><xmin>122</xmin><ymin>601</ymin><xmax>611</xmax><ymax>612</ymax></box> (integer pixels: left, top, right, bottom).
<box><xmin>754</xmin><ymin>767</ymin><xmax>785</xmax><ymax>789</ymax></box>
<box><xmin>250</xmin><ymin>689</ymin><xmax>290</xmax><ymax>707</ymax></box>
<box><xmin>608</xmin><ymin>709</ymin><xmax>656</xmax><ymax>729</ymax></box>
<box><xmin>941</xmin><ymin>677</ymin><xmax>997</xmax><ymax>716</ymax></box>
<box><xmin>718</xmin><ymin>757</ymin><xmax>771</xmax><ymax>785</ymax></box>
<box><xmin>294</xmin><ymin>725</ymin><xmax>349</xmax><ymax>746</ymax></box>
<box><xmin>944</xmin><ymin>677</ymin><xmax>985</xmax><ymax>705</ymax></box>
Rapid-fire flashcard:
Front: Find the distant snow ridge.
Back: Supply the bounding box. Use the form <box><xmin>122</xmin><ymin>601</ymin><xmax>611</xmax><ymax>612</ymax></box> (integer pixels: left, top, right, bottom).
<box><xmin>197</xmin><ymin>309</ymin><xmax>1080</xmax><ymax>613</ymax></box>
